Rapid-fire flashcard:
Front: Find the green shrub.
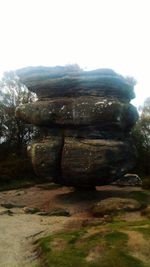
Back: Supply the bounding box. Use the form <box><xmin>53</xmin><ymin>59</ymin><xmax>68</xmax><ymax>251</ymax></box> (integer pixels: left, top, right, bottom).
<box><xmin>142</xmin><ymin>176</ymin><xmax>150</xmax><ymax>189</ymax></box>
<box><xmin>0</xmin><ymin>153</ymin><xmax>38</xmax><ymax>189</ymax></box>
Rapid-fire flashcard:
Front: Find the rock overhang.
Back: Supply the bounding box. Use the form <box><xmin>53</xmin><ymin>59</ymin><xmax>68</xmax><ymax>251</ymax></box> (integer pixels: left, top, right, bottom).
<box><xmin>16</xmin><ymin>66</ymin><xmax>135</xmax><ymax>100</ymax></box>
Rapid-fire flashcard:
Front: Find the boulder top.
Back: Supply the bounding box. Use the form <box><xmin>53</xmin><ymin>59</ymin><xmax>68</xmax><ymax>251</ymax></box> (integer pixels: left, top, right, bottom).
<box><xmin>16</xmin><ymin>66</ymin><xmax>135</xmax><ymax>100</ymax></box>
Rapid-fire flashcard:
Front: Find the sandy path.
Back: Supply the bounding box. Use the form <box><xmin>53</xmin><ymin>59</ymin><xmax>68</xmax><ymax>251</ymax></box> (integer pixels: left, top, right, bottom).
<box><xmin>0</xmin><ymin>185</ymin><xmax>77</xmax><ymax>267</ymax></box>
<box><xmin>0</xmin><ymin>213</ymin><xmax>68</xmax><ymax>267</ymax></box>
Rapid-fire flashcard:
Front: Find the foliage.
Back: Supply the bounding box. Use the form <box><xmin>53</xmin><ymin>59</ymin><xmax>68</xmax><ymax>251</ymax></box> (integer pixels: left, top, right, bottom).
<box><xmin>132</xmin><ymin>97</ymin><xmax>150</xmax><ymax>177</ymax></box>
<box><xmin>0</xmin><ymin>71</ymin><xmax>38</xmax><ymax>187</ymax></box>
<box><xmin>0</xmin><ymin>151</ymin><xmax>39</xmax><ymax>190</ymax></box>
<box><xmin>129</xmin><ymin>191</ymin><xmax>150</xmax><ymax>207</ymax></box>
<box><xmin>0</xmin><ymin>71</ymin><xmax>36</xmax><ymax>154</ymax></box>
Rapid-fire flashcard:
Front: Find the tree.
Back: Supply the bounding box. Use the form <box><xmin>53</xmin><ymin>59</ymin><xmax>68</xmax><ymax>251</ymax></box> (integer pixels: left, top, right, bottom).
<box><xmin>0</xmin><ymin>72</ymin><xmax>38</xmax><ymax>184</ymax></box>
<box><xmin>0</xmin><ymin>71</ymin><xmax>36</xmax><ymax>154</ymax></box>
<box><xmin>132</xmin><ymin>97</ymin><xmax>150</xmax><ymax>175</ymax></box>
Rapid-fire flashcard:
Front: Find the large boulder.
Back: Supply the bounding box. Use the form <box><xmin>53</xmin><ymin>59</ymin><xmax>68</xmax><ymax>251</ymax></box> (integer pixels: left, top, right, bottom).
<box><xmin>16</xmin><ymin>97</ymin><xmax>138</xmax><ymax>130</ymax></box>
<box><xmin>15</xmin><ymin>66</ymin><xmax>139</xmax><ymax>187</ymax></box>
<box><xmin>27</xmin><ymin>136</ymin><xmax>63</xmax><ymax>180</ymax></box>
<box><xmin>16</xmin><ymin>67</ymin><xmax>135</xmax><ymax>100</ymax></box>
<box><xmin>61</xmin><ymin>138</ymin><xmax>135</xmax><ymax>186</ymax></box>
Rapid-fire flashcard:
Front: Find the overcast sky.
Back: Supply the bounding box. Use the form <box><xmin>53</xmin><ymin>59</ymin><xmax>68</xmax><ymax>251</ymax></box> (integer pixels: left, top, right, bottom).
<box><xmin>0</xmin><ymin>0</ymin><xmax>150</xmax><ymax>106</ymax></box>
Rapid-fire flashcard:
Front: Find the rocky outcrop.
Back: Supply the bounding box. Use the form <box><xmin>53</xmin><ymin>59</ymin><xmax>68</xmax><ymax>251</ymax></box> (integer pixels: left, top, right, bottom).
<box><xmin>16</xmin><ymin>97</ymin><xmax>138</xmax><ymax>131</ymax></box>
<box><xmin>112</xmin><ymin>173</ymin><xmax>142</xmax><ymax>186</ymax></box>
<box><xmin>16</xmin><ymin>66</ymin><xmax>138</xmax><ymax>187</ymax></box>
<box><xmin>27</xmin><ymin>136</ymin><xmax>63</xmax><ymax>180</ymax></box>
<box><xmin>16</xmin><ymin>67</ymin><xmax>135</xmax><ymax>100</ymax></box>
<box><xmin>62</xmin><ymin>138</ymin><xmax>135</xmax><ymax>186</ymax></box>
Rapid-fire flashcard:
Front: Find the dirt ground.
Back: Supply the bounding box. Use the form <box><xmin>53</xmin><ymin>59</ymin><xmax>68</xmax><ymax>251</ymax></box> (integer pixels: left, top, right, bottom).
<box><xmin>0</xmin><ymin>183</ymin><xmax>143</xmax><ymax>267</ymax></box>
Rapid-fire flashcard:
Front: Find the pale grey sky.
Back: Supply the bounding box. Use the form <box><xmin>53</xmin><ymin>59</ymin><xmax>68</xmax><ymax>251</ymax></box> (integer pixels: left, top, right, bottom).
<box><xmin>0</xmin><ymin>0</ymin><xmax>150</xmax><ymax>106</ymax></box>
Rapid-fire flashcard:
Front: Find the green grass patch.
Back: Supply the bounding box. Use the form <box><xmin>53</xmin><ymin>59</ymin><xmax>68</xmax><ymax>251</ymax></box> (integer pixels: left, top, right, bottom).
<box><xmin>38</xmin><ymin>227</ymin><xmax>145</xmax><ymax>267</ymax></box>
<box><xmin>105</xmin><ymin>231</ymin><xmax>128</xmax><ymax>246</ymax></box>
<box><xmin>97</xmin><ymin>250</ymin><xmax>144</xmax><ymax>267</ymax></box>
<box><xmin>129</xmin><ymin>191</ymin><xmax>150</xmax><ymax>206</ymax></box>
<box><xmin>134</xmin><ymin>226</ymin><xmax>150</xmax><ymax>239</ymax></box>
<box><xmin>109</xmin><ymin>219</ymin><xmax>150</xmax><ymax>229</ymax></box>
<box><xmin>142</xmin><ymin>176</ymin><xmax>150</xmax><ymax>190</ymax></box>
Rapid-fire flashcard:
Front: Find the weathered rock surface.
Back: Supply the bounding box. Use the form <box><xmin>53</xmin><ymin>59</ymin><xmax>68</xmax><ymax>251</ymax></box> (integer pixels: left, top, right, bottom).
<box><xmin>16</xmin><ymin>97</ymin><xmax>138</xmax><ymax>130</ymax></box>
<box><xmin>34</xmin><ymin>126</ymin><xmax>128</xmax><ymax>140</ymax></box>
<box><xmin>112</xmin><ymin>173</ymin><xmax>142</xmax><ymax>186</ymax></box>
<box><xmin>16</xmin><ymin>66</ymin><xmax>135</xmax><ymax>100</ymax></box>
<box><xmin>16</xmin><ymin>66</ymin><xmax>139</xmax><ymax>187</ymax></box>
<box><xmin>1</xmin><ymin>203</ymin><xmax>25</xmax><ymax>209</ymax></box>
<box><xmin>48</xmin><ymin>208</ymin><xmax>70</xmax><ymax>217</ymax></box>
<box><xmin>27</xmin><ymin>136</ymin><xmax>63</xmax><ymax>179</ymax></box>
<box><xmin>62</xmin><ymin>138</ymin><xmax>135</xmax><ymax>186</ymax></box>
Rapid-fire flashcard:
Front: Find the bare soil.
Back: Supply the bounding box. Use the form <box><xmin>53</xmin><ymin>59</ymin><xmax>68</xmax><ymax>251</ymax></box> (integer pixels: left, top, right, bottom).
<box><xmin>0</xmin><ymin>184</ymin><xmax>144</xmax><ymax>266</ymax></box>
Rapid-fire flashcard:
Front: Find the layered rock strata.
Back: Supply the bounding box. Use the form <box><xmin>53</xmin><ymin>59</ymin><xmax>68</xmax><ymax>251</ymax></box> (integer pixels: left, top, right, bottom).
<box><xmin>16</xmin><ymin>66</ymin><xmax>138</xmax><ymax>187</ymax></box>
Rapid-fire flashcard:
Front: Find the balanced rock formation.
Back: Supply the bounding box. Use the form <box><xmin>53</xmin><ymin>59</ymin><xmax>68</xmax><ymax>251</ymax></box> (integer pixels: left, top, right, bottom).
<box><xmin>16</xmin><ymin>66</ymin><xmax>138</xmax><ymax>187</ymax></box>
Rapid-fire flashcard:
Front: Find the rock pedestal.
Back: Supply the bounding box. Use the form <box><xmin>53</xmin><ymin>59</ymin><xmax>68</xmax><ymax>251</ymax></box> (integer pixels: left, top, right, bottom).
<box><xmin>16</xmin><ymin>66</ymin><xmax>138</xmax><ymax>187</ymax></box>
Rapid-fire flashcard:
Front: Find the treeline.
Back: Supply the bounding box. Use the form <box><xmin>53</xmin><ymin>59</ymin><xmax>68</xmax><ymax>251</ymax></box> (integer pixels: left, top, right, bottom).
<box><xmin>0</xmin><ymin>72</ymin><xmax>39</xmax><ymax>188</ymax></box>
<box><xmin>131</xmin><ymin>97</ymin><xmax>150</xmax><ymax>185</ymax></box>
<box><xmin>0</xmin><ymin>72</ymin><xmax>150</xmax><ymax>188</ymax></box>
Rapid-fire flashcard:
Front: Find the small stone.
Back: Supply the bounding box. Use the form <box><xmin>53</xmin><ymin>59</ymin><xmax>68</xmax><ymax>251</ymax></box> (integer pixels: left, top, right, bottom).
<box><xmin>48</xmin><ymin>208</ymin><xmax>70</xmax><ymax>217</ymax></box>
<box><xmin>1</xmin><ymin>203</ymin><xmax>15</xmax><ymax>209</ymax></box>
<box><xmin>15</xmin><ymin>191</ymin><xmax>25</xmax><ymax>196</ymax></box>
<box><xmin>0</xmin><ymin>209</ymin><xmax>13</xmax><ymax>216</ymax></box>
<box><xmin>1</xmin><ymin>203</ymin><xmax>25</xmax><ymax>209</ymax></box>
<box><xmin>37</xmin><ymin>211</ymin><xmax>50</xmax><ymax>216</ymax></box>
<box><xmin>23</xmin><ymin>207</ymin><xmax>40</xmax><ymax>214</ymax></box>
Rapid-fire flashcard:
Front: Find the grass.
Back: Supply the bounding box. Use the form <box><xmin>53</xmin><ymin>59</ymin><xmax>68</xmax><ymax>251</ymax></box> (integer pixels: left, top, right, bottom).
<box><xmin>141</xmin><ymin>176</ymin><xmax>150</xmax><ymax>190</ymax></box>
<box><xmin>105</xmin><ymin>231</ymin><xmax>128</xmax><ymax>245</ymax></box>
<box><xmin>129</xmin><ymin>191</ymin><xmax>150</xmax><ymax>206</ymax></box>
<box><xmin>37</xmin><ymin>186</ymin><xmax>150</xmax><ymax>267</ymax></box>
<box><xmin>134</xmin><ymin>226</ymin><xmax>150</xmax><ymax>239</ymax></box>
<box><xmin>109</xmin><ymin>219</ymin><xmax>150</xmax><ymax>230</ymax></box>
<box><xmin>38</xmin><ymin>224</ymin><xmax>147</xmax><ymax>267</ymax></box>
<box><xmin>102</xmin><ymin>251</ymin><xmax>144</xmax><ymax>267</ymax></box>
